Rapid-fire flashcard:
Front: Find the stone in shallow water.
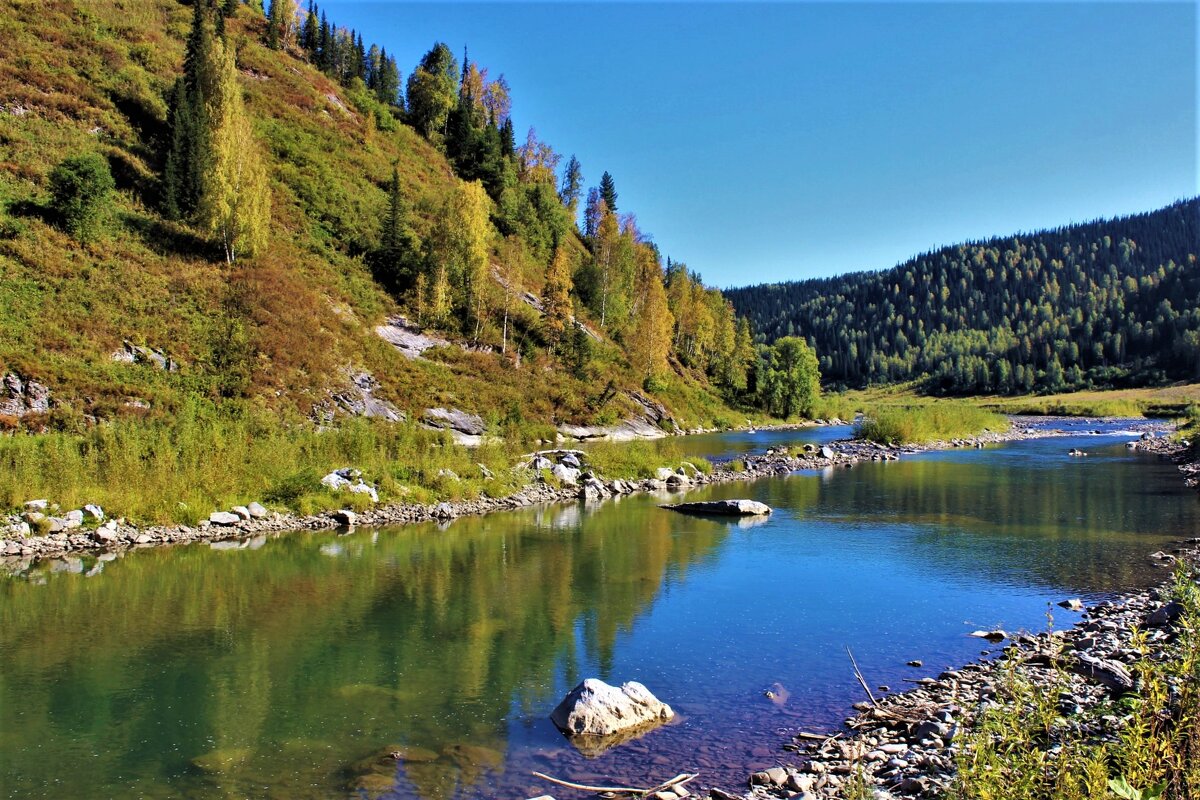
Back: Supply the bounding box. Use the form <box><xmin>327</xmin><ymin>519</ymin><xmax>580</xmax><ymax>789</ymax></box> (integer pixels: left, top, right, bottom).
<box><xmin>550</xmin><ymin>678</ymin><xmax>674</xmax><ymax>756</ymax></box>
<box><xmin>663</xmin><ymin>500</ymin><xmax>772</xmax><ymax>517</ymax></box>
<box><xmin>191</xmin><ymin>747</ymin><xmax>252</xmax><ymax>772</ymax></box>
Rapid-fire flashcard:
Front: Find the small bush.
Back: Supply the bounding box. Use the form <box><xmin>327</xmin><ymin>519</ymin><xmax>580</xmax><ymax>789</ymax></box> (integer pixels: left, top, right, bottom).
<box><xmin>48</xmin><ymin>152</ymin><xmax>115</xmax><ymax>241</ymax></box>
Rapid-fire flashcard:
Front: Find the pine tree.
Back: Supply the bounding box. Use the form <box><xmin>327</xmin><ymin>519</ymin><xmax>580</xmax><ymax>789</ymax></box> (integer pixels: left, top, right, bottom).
<box><xmin>354</xmin><ymin>32</ymin><xmax>366</xmax><ymax>81</ymax></box>
<box><xmin>164</xmin><ymin>0</ymin><xmax>216</xmax><ymax>219</ymax></box>
<box><xmin>317</xmin><ymin>11</ymin><xmax>331</xmax><ymax>72</ymax></box>
<box><xmin>372</xmin><ymin>165</ymin><xmax>418</xmax><ymax>291</ymax></box>
<box><xmin>499</xmin><ymin>117</ymin><xmax>515</xmax><ymax>158</ymax></box>
<box><xmin>199</xmin><ymin>37</ymin><xmax>271</xmax><ymax>263</ymax></box>
<box><xmin>301</xmin><ymin>1</ymin><xmax>317</xmax><ymax>53</ymax></box>
<box><xmin>599</xmin><ymin>170</ymin><xmax>617</xmax><ymax>214</ymax></box>
<box><xmin>559</xmin><ymin>155</ymin><xmax>583</xmax><ymax>217</ymax></box>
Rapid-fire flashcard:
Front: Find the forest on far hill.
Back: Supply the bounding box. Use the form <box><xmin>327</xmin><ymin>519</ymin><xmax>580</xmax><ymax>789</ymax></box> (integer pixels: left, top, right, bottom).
<box><xmin>727</xmin><ymin>199</ymin><xmax>1200</xmax><ymax>394</ymax></box>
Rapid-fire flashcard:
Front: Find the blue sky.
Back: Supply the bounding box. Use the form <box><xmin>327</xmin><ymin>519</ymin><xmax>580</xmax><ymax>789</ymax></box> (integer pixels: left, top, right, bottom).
<box><xmin>317</xmin><ymin>1</ymin><xmax>1197</xmax><ymax>288</ymax></box>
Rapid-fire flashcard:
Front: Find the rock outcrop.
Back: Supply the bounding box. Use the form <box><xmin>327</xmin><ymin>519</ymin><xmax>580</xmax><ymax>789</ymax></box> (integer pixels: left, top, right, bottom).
<box><xmin>0</xmin><ymin>373</ymin><xmax>51</xmax><ymax>418</ymax></box>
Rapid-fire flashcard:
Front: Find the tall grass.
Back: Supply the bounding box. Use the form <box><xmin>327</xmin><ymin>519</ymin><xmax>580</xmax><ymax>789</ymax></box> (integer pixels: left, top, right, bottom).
<box><xmin>0</xmin><ymin>398</ymin><xmax>727</xmax><ymax>525</ymax></box>
<box><xmin>952</xmin><ymin>566</ymin><xmax>1200</xmax><ymax>800</ymax></box>
<box><xmin>984</xmin><ymin>397</ymin><xmax>1147</xmax><ymax>418</ymax></box>
<box><xmin>854</xmin><ymin>401</ymin><xmax>1009</xmax><ymax>444</ymax></box>
<box><xmin>0</xmin><ymin>399</ymin><xmax>528</xmax><ymax>524</ymax></box>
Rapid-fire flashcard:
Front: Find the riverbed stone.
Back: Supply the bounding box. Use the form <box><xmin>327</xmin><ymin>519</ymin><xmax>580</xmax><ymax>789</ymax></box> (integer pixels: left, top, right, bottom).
<box><xmin>333</xmin><ymin>509</ymin><xmax>357</xmax><ymax>526</ymax></box>
<box><xmin>247</xmin><ymin>502</ymin><xmax>268</xmax><ymax>519</ymax></box>
<box><xmin>550</xmin><ymin>678</ymin><xmax>673</xmax><ymax>741</ymax></box>
<box><xmin>83</xmin><ymin>504</ymin><xmax>104</xmax><ymax>521</ymax></box>
<box><xmin>663</xmin><ymin>500</ymin><xmax>772</xmax><ymax>516</ymax></box>
<box><xmin>209</xmin><ymin>511</ymin><xmax>240</xmax><ymax>526</ymax></box>
<box><xmin>231</xmin><ymin>506</ymin><xmax>251</xmax><ymax>521</ymax></box>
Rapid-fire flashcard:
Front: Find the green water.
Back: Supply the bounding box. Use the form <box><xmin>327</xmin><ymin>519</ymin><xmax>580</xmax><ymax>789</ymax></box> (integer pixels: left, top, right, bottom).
<box><xmin>1</xmin><ymin>424</ymin><xmax>1196</xmax><ymax>799</ymax></box>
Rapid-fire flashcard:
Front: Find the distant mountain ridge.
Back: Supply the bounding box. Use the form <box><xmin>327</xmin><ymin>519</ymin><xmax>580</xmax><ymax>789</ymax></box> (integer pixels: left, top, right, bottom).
<box><xmin>726</xmin><ymin>199</ymin><xmax>1200</xmax><ymax>393</ymax></box>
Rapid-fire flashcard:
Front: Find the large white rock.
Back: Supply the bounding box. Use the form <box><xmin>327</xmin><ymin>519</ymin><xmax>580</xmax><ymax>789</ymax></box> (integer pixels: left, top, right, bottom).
<box><xmin>550</xmin><ymin>678</ymin><xmax>674</xmax><ymax>738</ymax></box>
<box><xmin>551</xmin><ymin>463</ymin><xmax>580</xmax><ymax>486</ymax></box>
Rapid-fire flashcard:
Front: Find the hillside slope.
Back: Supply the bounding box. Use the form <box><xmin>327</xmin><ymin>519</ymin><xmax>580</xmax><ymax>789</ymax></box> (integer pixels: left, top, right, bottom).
<box><xmin>0</xmin><ymin>0</ymin><xmax>744</xmax><ymax>435</ymax></box>
<box><xmin>727</xmin><ymin>199</ymin><xmax>1199</xmax><ymax>394</ymax></box>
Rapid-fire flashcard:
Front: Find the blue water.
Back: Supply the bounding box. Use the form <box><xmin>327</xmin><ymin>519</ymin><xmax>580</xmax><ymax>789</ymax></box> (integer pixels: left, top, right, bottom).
<box><xmin>1</xmin><ymin>420</ymin><xmax>1195</xmax><ymax>799</ymax></box>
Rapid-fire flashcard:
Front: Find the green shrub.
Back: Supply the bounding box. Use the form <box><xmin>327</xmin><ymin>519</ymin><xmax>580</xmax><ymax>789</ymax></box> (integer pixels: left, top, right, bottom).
<box><xmin>48</xmin><ymin>152</ymin><xmax>115</xmax><ymax>241</ymax></box>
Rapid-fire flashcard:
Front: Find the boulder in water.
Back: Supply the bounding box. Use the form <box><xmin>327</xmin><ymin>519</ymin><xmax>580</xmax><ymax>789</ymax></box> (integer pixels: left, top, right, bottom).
<box><xmin>550</xmin><ymin>679</ymin><xmax>673</xmax><ymax>755</ymax></box>
<box><xmin>662</xmin><ymin>499</ymin><xmax>772</xmax><ymax>517</ymax></box>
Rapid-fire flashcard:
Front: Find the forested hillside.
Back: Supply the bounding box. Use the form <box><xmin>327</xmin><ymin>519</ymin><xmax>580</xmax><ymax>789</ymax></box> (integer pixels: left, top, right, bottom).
<box><xmin>727</xmin><ymin>200</ymin><xmax>1200</xmax><ymax>393</ymax></box>
<box><xmin>0</xmin><ymin>0</ymin><xmax>790</xmax><ymax>436</ymax></box>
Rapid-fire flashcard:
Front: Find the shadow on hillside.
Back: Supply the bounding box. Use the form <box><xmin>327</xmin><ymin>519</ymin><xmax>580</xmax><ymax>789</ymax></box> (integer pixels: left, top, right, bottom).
<box><xmin>123</xmin><ymin>213</ymin><xmax>216</xmax><ymax>260</ymax></box>
<box><xmin>7</xmin><ymin>198</ymin><xmax>54</xmax><ymax>227</ymax></box>
<box><xmin>105</xmin><ymin>149</ymin><xmax>160</xmax><ymax>209</ymax></box>
<box><xmin>109</xmin><ymin>94</ymin><xmax>168</xmax><ymax>165</ymax></box>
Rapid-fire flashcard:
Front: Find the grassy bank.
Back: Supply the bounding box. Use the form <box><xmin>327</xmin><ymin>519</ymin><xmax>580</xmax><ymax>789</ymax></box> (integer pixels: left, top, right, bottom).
<box><xmin>853</xmin><ymin>401</ymin><xmax>1010</xmax><ymax>445</ymax></box>
<box><xmin>952</xmin><ymin>566</ymin><xmax>1200</xmax><ymax>800</ymax></box>
<box><xmin>0</xmin><ymin>399</ymin><xmax>710</xmax><ymax>526</ymax></box>
<box><xmin>832</xmin><ymin>383</ymin><xmax>1200</xmax><ymax>421</ymax></box>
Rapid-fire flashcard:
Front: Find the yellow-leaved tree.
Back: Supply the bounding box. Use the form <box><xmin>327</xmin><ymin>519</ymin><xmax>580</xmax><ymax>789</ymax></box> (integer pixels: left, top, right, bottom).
<box><xmin>542</xmin><ymin>243</ymin><xmax>574</xmax><ymax>353</ymax></box>
<box><xmin>201</xmin><ymin>38</ymin><xmax>270</xmax><ymax>264</ymax></box>
<box><xmin>427</xmin><ymin>179</ymin><xmax>492</xmax><ymax>336</ymax></box>
<box><xmin>627</xmin><ymin>244</ymin><xmax>674</xmax><ymax>385</ymax></box>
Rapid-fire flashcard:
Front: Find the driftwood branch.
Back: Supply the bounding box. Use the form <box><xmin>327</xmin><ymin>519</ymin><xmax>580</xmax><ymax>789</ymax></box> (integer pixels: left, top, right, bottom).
<box><xmin>531</xmin><ymin>771</ymin><xmax>697</xmax><ymax>797</ymax></box>
<box><xmin>846</xmin><ymin>646</ymin><xmax>878</xmax><ymax>706</ymax></box>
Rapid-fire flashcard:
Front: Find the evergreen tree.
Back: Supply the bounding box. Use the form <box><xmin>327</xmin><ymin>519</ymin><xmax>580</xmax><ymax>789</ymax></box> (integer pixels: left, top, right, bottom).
<box><xmin>317</xmin><ymin>11</ymin><xmax>331</xmax><ymax>72</ymax></box>
<box><xmin>372</xmin><ymin>165</ymin><xmax>419</xmax><ymax>291</ymax></box>
<box><xmin>558</xmin><ymin>155</ymin><xmax>583</xmax><ymax>218</ymax></box>
<box><xmin>354</xmin><ymin>32</ymin><xmax>366</xmax><ymax>80</ymax></box>
<box><xmin>598</xmin><ymin>170</ymin><xmax>617</xmax><ymax>214</ymax></box>
<box><xmin>499</xmin><ymin>117</ymin><xmax>515</xmax><ymax>158</ymax></box>
<box><xmin>301</xmin><ymin>1</ymin><xmax>317</xmax><ymax>54</ymax></box>
<box><xmin>163</xmin><ymin>0</ymin><xmax>216</xmax><ymax>219</ymax></box>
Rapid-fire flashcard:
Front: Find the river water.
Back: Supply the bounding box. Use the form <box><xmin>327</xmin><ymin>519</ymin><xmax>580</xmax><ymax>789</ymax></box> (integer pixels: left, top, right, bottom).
<box><xmin>2</xmin><ymin>422</ymin><xmax>1196</xmax><ymax>799</ymax></box>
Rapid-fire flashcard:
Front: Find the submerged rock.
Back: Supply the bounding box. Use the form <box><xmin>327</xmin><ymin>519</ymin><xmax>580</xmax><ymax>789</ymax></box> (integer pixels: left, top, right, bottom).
<box><xmin>550</xmin><ymin>678</ymin><xmax>673</xmax><ymax>756</ymax></box>
<box><xmin>662</xmin><ymin>499</ymin><xmax>772</xmax><ymax>517</ymax></box>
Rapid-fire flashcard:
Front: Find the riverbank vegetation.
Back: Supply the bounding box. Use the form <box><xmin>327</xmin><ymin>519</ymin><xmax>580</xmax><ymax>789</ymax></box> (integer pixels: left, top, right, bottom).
<box><xmin>854</xmin><ymin>401</ymin><xmax>1009</xmax><ymax>444</ymax></box>
<box><xmin>952</xmin><ymin>566</ymin><xmax>1200</xmax><ymax>800</ymax></box>
<box><xmin>0</xmin><ymin>397</ymin><xmax>714</xmax><ymax>525</ymax></box>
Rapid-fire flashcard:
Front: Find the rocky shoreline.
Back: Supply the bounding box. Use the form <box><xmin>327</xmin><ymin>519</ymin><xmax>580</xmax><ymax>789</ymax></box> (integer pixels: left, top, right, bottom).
<box><xmin>732</xmin><ymin>542</ymin><xmax>1198</xmax><ymax>800</ymax></box>
<box><xmin>0</xmin><ymin>416</ymin><xmax>1177</xmax><ymax>572</ymax></box>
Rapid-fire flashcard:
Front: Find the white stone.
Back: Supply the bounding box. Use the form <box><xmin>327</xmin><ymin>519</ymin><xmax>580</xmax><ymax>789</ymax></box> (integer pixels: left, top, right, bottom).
<box><xmin>550</xmin><ymin>678</ymin><xmax>673</xmax><ymax>737</ymax></box>
<box><xmin>231</xmin><ymin>506</ymin><xmax>252</xmax><ymax>520</ymax></box>
<box><xmin>551</xmin><ymin>464</ymin><xmax>580</xmax><ymax>486</ymax></box>
<box><xmin>209</xmin><ymin>511</ymin><xmax>241</xmax><ymax>526</ymax></box>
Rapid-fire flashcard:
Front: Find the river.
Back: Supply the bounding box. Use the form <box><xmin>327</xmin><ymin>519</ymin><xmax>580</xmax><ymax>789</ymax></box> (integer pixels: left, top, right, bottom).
<box><xmin>2</xmin><ymin>421</ymin><xmax>1196</xmax><ymax>799</ymax></box>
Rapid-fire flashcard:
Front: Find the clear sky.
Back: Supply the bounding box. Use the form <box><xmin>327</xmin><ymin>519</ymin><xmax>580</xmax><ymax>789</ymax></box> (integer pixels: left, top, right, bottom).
<box><xmin>317</xmin><ymin>1</ymin><xmax>1197</xmax><ymax>288</ymax></box>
